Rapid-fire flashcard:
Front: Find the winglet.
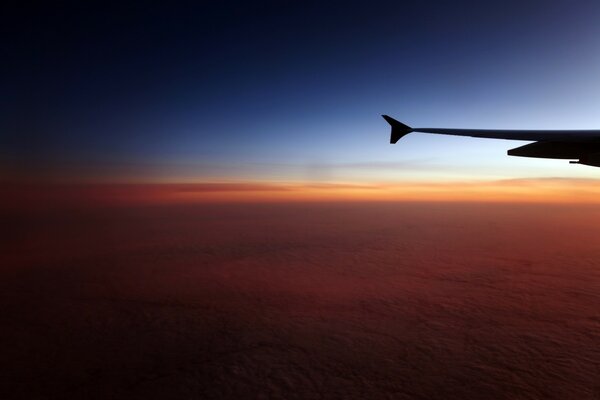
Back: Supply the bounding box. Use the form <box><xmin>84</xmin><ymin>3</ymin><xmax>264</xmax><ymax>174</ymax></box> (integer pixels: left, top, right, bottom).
<box><xmin>382</xmin><ymin>115</ymin><xmax>413</xmax><ymax>144</ymax></box>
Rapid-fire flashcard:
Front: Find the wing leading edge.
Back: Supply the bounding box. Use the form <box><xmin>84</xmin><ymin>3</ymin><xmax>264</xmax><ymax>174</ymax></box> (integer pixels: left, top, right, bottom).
<box><xmin>382</xmin><ymin>115</ymin><xmax>600</xmax><ymax>167</ymax></box>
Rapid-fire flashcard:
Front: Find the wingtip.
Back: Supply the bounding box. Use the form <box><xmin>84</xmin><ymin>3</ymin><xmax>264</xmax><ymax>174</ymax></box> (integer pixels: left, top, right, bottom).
<box><xmin>382</xmin><ymin>115</ymin><xmax>412</xmax><ymax>144</ymax></box>
<box><xmin>381</xmin><ymin>115</ymin><xmax>395</xmax><ymax>124</ymax></box>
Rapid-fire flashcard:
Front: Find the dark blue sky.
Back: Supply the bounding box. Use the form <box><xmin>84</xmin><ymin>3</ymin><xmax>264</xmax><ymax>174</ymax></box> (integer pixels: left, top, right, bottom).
<box><xmin>4</xmin><ymin>1</ymin><xmax>600</xmax><ymax>182</ymax></box>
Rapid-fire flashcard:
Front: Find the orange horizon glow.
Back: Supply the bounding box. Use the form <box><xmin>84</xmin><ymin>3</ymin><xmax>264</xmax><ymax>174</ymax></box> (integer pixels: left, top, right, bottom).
<box><xmin>3</xmin><ymin>178</ymin><xmax>600</xmax><ymax>208</ymax></box>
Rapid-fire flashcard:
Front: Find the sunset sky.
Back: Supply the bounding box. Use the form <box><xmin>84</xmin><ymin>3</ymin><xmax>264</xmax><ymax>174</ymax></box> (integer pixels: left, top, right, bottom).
<box><xmin>5</xmin><ymin>4</ymin><xmax>600</xmax><ymax>398</ymax></box>
<box><xmin>4</xmin><ymin>1</ymin><xmax>600</xmax><ymax>200</ymax></box>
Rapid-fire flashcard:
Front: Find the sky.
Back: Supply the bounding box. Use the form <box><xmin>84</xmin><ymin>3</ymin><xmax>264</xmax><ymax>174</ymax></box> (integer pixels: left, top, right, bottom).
<box><xmin>4</xmin><ymin>1</ymin><xmax>600</xmax><ymax>197</ymax></box>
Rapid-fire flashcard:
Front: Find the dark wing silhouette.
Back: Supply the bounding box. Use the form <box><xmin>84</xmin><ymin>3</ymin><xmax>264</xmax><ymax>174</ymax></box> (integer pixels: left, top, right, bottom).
<box><xmin>382</xmin><ymin>115</ymin><xmax>600</xmax><ymax>167</ymax></box>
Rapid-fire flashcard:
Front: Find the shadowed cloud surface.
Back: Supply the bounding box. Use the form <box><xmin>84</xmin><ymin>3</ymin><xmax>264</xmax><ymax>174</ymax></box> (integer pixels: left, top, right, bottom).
<box><xmin>3</xmin><ymin>197</ymin><xmax>600</xmax><ymax>399</ymax></box>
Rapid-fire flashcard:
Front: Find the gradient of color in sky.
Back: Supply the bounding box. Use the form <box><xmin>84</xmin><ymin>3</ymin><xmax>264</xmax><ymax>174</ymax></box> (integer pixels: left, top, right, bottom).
<box><xmin>4</xmin><ymin>1</ymin><xmax>600</xmax><ymax>199</ymax></box>
<box><xmin>5</xmin><ymin>4</ymin><xmax>600</xmax><ymax>398</ymax></box>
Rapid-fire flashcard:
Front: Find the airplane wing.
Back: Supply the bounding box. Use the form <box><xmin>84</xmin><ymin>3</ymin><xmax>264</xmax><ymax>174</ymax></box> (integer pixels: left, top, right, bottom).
<box><xmin>382</xmin><ymin>115</ymin><xmax>600</xmax><ymax>167</ymax></box>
